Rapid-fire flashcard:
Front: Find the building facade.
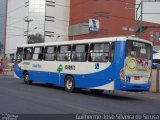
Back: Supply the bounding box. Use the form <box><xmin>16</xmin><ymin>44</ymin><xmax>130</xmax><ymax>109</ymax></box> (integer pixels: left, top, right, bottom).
<box><xmin>6</xmin><ymin>0</ymin><xmax>70</xmax><ymax>58</ymax></box>
<box><xmin>69</xmin><ymin>0</ymin><xmax>136</xmax><ymax>40</ymax></box>
<box><xmin>6</xmin><ymin>0</ymin><xmax>26</xmax><ymax>59</ymax></box>
<box><xmin>5</xmin><ymin>0</ymin><xmax>160</xmax><ymax>59</ymax></box>
<box><xmin>69</xmin><ymin>0</ymin><xmax>160</xmax><ymax>48</ymax></box>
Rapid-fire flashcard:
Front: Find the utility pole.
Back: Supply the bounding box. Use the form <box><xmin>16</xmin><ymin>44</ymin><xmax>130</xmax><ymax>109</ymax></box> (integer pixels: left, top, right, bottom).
<box><xmin>140</xmin><ymin>1</ymin><xmax>143</xmax><ymax>38</ymax></box>
<box><xmin>135</xmin><ymin>1</ymin><xmax>143</xmax><ymax>38</ymax></box>
<box><xmin>3</xmin><ymin>0</ymin><xmax>8</xmax><ymax>65</ymax></box>
<box><xmin>135</xmin><ymin>0</ymin><xmax>160</xmax><ymax>38</ymax></box>
<box><xmin>25</xmin><ymin>19</ymin><xmax>33</xmax><ymax>44</ymax></box>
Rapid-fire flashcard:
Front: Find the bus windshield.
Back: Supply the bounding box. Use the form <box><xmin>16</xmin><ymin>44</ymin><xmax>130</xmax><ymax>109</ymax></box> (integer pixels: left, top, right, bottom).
<box><xmin>126</xmin><ymin>40</ymin><xmax>151</xmax><ymax>60</ymax></box>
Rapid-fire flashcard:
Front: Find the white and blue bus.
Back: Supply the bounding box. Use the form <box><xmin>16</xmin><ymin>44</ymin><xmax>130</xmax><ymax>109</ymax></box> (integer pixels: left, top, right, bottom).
<box><xmin>14</xmin><ymin>36</ymin><xmax>153</xmax><ymax>93</ymax></box>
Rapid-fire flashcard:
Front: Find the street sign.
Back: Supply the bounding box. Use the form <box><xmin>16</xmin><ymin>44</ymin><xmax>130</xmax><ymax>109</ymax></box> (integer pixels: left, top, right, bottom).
<box><xmin>89</xmin><ymin>19</ymin><xmax>100</xmax><ymax>32</ymax></box>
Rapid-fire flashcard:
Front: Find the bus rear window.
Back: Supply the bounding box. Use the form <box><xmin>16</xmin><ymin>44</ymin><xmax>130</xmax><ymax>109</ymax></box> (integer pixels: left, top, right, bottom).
<box><xmin>126</xmin><ymin>41</ymin><xmax>151</xmax><ymax>59</ymax></box>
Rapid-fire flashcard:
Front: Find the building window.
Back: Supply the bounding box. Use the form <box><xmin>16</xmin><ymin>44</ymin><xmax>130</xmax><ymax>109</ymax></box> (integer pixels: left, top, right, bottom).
<box><xmin>33</xmin><ymin>47</ymin><xmax>44</xmax><ymax>61</ymax></box>
<box><xmin>23</xmin><ymin>47</ymin><xmax>33</xmax><ymax>60</ymax></box>
<box><xmin>71</xmin><ymin>44</ymin><xmax>88</xmax><ymax>62</ymax></box>
<box><xmin>156</xmin><ymin>32</ymin><xmax>160</xmax><ymax>41</ymax></box>
<box><xmin>28</xmin><ymin>0</ymin><xmax>45</xmax><ymax>44</ymax></box>
<box><xmin>44</xmin><ymin>46</ymin><xmax>56</xmax><ymax>61</ymax></box>
<box><xmin>57</xmin><ymin>45</ymin><xmax>71</xmax><ymax>61</ymax></box>
<box><xmin>150</xmin><ymin>31</ymin><xmax>154</xmax><ymax>41</ymax></box>
<box><xmin>89</xmin><ymin>43</ymin><xmax>110</xmax><ymax>62</ymax></box>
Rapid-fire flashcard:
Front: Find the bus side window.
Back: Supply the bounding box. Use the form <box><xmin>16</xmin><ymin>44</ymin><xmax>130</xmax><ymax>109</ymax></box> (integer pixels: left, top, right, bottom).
<box><xmin>16</xmin><ymin>48</ymin><xmax>23</xmax><ymax>63</ymax></box>
<box><xmin>89</xmin><ymin>43</ymin><xmax>110</xmax><ymax>62</ymax></box>
<box><xmin>57</xmin><ymin>45</ymin><xmax>71</xmax><ymax>61</ymax></box>
<box><xmin>44</xmin><ymin>46</ymin><xmax>56</xmax><ymax>61</ymax></box>
<box><xmin>33</xmin><ymin>47</ymin><xmax>44</xmax><ymax>61</ymax></box>
<box><xmin>23</xmin><ymin>47</ymin><xmax>33</xmax><ymax>60</ymax></box>
<box><xmin>71</xmin><ymin>44</ymin><xmax>88</xmax><ymax>62</ymax></box>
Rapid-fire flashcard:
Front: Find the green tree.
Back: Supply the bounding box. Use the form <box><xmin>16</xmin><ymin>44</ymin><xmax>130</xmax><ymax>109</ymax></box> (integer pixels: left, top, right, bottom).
<box><xmin>28</xmin><ymin>33</ymin><xmax>44</xmax><ymax>44</ymax></box>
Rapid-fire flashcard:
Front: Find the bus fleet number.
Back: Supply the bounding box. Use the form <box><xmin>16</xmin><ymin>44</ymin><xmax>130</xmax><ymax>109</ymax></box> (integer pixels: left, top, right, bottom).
<box><xmin>65</xmin><ymin>65</ymin><xmax>75</xmax><ymax>70</ymax></box>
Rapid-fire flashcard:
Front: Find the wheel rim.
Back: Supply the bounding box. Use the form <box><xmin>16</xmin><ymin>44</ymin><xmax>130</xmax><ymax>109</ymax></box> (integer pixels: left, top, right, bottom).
<box><xmin>66</xmin><ymin>78</ymin><xmax>73</xmax><ymax>90</ymax></box>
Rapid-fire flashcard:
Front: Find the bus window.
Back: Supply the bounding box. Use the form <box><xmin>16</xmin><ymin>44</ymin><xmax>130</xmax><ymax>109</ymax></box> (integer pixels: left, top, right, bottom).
<box><xmin>71</xmin><ymin>44</ymin><xmax>88</xmax><ymax>62</ymax></box>
<box><xmin>57</xmin><ymin>45</ymin><xmax>71</xmax><ymax>61</ymax></box>
<box><xmin>126</xmin><ymin>41</ymin><xmax>151</xmax><ymax>59</ymax></box>
<box><xmin>44</xmin><ymin>46</ymin><xmax>56</xmax><ymax>61</ymax></box>
<box><xmin>16</xmin><ymin>48</ymin><xmax>23</xmax><ymax>63</ymax></box>
<box><xmin>23</xmin><ymin>47</ymin><xmax>33</xmax><ymax>60</ymax></box>
<box><xmin>89</xmin><ymin>43</ymin><xmax>110</xmax><ymax>62</ymax></box>
<box><xmin>109</xmin><ymin>42</ymin><xmax>115</xmax><ymax>62</ymax></box>
<box><xmin>33</xmin><ymin>47</ymin><xmax>44</xmax><ymax>61</ymax></box>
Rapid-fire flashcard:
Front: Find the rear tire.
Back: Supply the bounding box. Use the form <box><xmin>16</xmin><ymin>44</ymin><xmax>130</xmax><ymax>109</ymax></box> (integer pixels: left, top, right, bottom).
<box><xmin>23</xmin><ymin>72</ymin><xmax>32</xmax><ymax>85</ymax></box>
<box><xmin>64</xmin><ymin>76</ymin><xmax>75</xmax><ymax>93</ymax></box>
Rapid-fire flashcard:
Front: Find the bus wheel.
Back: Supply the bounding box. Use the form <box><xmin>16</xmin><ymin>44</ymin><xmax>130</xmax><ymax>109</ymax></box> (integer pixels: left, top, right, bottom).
<box><xmin>23</xmin><ymin>72</ymin><xmax>32</xmax><ymax>85</ymax></box>
<box><xmin>64</xmin><ymin>76</ymin><xmax>75</xmax><ymax>93</ymax></box>
<box><xmin>90</xmin><ymin>89</ymin><xmax>104</xmax><ymax>94</ymax></box>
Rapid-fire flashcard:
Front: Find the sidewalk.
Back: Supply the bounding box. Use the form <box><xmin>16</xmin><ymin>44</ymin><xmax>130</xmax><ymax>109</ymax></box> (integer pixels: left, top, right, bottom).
<box><xmin>115</xmin><ymin>90</ymin><xmax>160</xmax><ymax>100</ymax></box>
<box><xmin>0</xmin><ymin>71</ymin><xmax>14</xmax><ymax>76</ymax></box>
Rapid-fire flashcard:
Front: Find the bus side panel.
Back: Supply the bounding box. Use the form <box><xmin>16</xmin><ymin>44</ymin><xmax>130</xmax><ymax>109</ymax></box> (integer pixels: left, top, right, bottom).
<box><xmin>114</xmin><ymin>41</ymin><xmax>126</xmax><ymax>90</ymax></box>
<box><xmin>28</xmin><ymin>70</ymin><xmax>46</xmax><ymax>82</ymax></box>
<box><xmin>69</xmin><ymin>63</ymin><xmax>115</xmax><ymax>90</ymax></box>
<box><xmin>50</xmin><ymin>72</ymin><xmax>60</xmax><ymax>85</ymax></box>
<box><xmin>28</xmin><ymin>70</ymin><xmax>60</xmax><ymax>84</ymax></box>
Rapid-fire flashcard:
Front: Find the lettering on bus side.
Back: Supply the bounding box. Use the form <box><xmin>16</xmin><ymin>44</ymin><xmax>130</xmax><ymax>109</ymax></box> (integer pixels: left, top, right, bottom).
<box><xmin>65</xmin><ymin>65</ymin><xmax>75</xmax><ymax>70</ymax></box>
<box><xmin>23</xmin><ymin>62</ymin><xmax>30</xmax><ymax>65</ymax></box>
<box><xmin>32</xmin><ymin>64</ymin><xmax>42</xmax><ymax>68</ymax></box>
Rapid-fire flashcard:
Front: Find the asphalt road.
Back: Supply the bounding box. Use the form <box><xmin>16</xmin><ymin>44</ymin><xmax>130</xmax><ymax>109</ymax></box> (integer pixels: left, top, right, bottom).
<box><xmin>0</xmin><ymin>75</ymin><xmax>160</xmax><ymax>114</ymax></box>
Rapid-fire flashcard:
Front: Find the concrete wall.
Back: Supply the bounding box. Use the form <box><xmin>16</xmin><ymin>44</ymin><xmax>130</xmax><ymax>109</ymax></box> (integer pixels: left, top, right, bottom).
<box><xmin>150</xmin><ymin>69</ymin><xmax>160</xmax><ymax>92</ymax></box>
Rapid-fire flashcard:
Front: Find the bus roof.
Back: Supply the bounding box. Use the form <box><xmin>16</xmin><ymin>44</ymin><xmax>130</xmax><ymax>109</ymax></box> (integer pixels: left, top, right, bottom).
<box><xmin>18</xmin><ymin>36</ymin><xmax>153</xmax><ymax>48</ymax></box>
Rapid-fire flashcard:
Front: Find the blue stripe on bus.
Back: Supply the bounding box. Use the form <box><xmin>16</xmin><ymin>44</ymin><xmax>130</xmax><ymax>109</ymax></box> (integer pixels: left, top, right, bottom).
<box><xmin>14</xmin><ymin>63</ymin><xmax>23</xmax><ymax>78</ymax></box>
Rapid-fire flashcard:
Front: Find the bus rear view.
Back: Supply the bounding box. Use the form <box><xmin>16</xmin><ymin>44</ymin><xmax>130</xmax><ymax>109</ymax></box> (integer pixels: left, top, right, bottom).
<box><xmin>118</xmin><ymin>38</ymin><xmax>152</xmax><ymax>92</ymax></box>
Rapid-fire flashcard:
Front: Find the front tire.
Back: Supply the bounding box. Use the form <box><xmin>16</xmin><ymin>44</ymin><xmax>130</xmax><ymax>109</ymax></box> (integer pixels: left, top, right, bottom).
<box><xmin>23</xmin><ymin>72</ymin><xmax>32</xmax><ymax>85</ymax></box>
<box><xmin>64</xmin><ymin>76</ymin><xmax>75</xmax><ymax>93</ymax></box>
